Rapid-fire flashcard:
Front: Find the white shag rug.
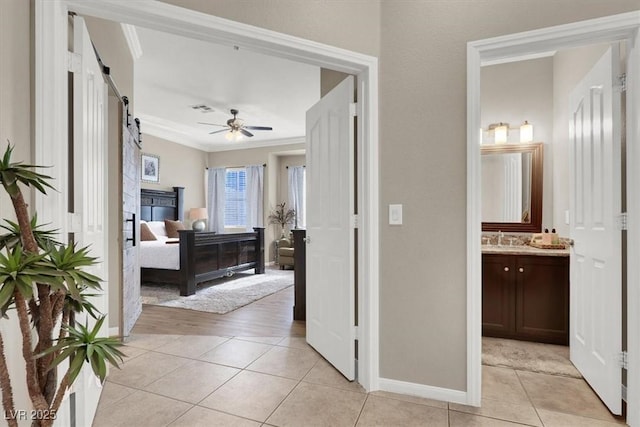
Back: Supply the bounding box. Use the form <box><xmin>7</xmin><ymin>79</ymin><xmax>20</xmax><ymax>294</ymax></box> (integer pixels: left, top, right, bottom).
<box><xmin>482</xmin><ymin>337</ymin><xmax>582</xmax><ymax>378</ymax></box>
<box><xmin>141</xmin><ymin>268</ymin><xmax>293</xmax><ymax>314</ymax></box>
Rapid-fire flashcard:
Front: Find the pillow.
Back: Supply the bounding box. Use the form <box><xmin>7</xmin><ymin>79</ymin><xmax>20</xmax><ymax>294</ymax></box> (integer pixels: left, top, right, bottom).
<box><xmin>164</xmin><ymin>219</ymin><xmax>186</xmax><ymax>238</ymax></box>
<box><xmin>146</xmin><ymin>221</ymin><xmax>168</xmax><ymax>238</ymax></box>
<box><xmin>139</xmin><ymin>222</ymin><xmax>157</xmax><ymax>241</ymax></box>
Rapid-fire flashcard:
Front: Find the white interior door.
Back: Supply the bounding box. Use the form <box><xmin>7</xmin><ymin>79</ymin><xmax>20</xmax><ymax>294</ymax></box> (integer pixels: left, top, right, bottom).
<box><xmin>569</xmin><ymin>46</ymin><xmax>622</xmax><ymax>414</ymax></box>
<box><xmin>306</xmin><ymin>76</ymin><xmax>356</xmax><ymax>380</ymax></box>
<box><xmin>70</xmin><ymin>16</ymin><xmax>109</xmax><ymax>425</ymax></box>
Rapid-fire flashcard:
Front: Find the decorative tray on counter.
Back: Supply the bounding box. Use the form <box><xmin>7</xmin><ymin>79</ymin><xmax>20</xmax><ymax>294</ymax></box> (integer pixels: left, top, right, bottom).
<box><xmin>528</xmin><ymin>241</ymin><xmax>567</xmax><ymax>250</ymax></box>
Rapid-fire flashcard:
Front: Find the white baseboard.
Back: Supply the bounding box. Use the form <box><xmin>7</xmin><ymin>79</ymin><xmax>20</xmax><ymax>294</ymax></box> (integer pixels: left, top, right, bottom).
<box><xmin>378</xmin><ymin>377</ymin><xmax>469</xmax><ymax>406</ymax></box>
<box><xmin>109</xmin><ymin>326</ymin><xmax>120</xmax><ymax>337</ymax></box>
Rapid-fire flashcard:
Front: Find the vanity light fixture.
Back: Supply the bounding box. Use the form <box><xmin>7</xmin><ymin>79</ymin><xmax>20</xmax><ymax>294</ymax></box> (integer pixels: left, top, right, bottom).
<box><xmin>493</xmin><ymin>122</ymin><xmax>508</xmax><ymax>144</ymax></box>
<box><xmin>520</xmin><ymin>120</ymin><xmax>533</xmax><ymax>143</ymax></box>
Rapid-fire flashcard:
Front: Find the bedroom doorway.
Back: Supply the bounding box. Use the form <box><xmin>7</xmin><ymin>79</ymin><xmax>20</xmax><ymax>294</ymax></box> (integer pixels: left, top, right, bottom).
<box><xmin>36</xmin><ymin>0</ymin><xmax>380</xmax><ymax>397</ymax></box>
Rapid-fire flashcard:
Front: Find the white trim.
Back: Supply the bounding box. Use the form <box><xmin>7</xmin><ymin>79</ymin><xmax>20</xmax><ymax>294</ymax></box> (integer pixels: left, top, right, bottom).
<box><xmin>467</xmin><ymin>11</ymin><xmax>640</xmax><ymax>421</ymax></box>
<box><xmin>38</xmin><ymin>0</ymin><xmax>379</xmax><ymax>399</ymax></box>
<box><xmin>480</xmin><ymin>50</ymin><xmax>556</xmax><ymax>67</ymax></box>
<box><xmin>378</xmin><ymin>377</ymin><xmax>467</xmax><ymax>405</ymax></box>
<box><xmin>120</xmin><ymin>23</ymin><xmax>143</xmax><ymax>60</ymax></box>
<box><xmin>108</xmin><ymin>327</ymin><xmax>120</xmax><ymax>337</ymax></box>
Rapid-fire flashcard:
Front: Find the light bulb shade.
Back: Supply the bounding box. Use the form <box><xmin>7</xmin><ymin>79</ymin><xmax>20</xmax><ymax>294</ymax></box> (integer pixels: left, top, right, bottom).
<box><xmin>225</xmin><ymin>130</ymin><xmax>243</xmax><ymax>141</ymax></box>
<box><xmin>520</xmin><ymin>121</ymin><xmax>533</xmax><ymax>143</ymax></box>
<box><xmin>494</xmin><ymin>124</ymin><xmax>508</xmax><ymax>144</ymax></box>
<box><xmin>189</xmin><ymin>207</ymin><xmax>207</xmax><ymax>220</ymax></box>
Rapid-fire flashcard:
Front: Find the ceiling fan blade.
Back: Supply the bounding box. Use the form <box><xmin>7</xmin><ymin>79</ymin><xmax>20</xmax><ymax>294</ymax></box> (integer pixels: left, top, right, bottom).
<box><xmin>197</xmin><ymin>122</ymin><xmax>226</xmax><ymax>127</ymax></box>
<box><xmin>239</xmin><ymin>128</ymin><xmax>254</xmax><ymax>137</ymax></box>
<box><xmin>209</xmin><ymin>128</ymin><xmax>229</xmax><ymax>135</ymax></box>
<box><xmin>244</xmin><ymin>126</ymin><xmax>273</xmax><ymax>131</ymax></box>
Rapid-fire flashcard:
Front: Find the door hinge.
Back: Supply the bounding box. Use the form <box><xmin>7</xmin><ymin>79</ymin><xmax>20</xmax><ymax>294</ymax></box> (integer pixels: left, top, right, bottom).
<box><xmin>619</xmin><ymin>351</ymin><xmax>628</xmax><ymax>370</ymax></box>
<box><xmin>351</xmin><ymin>214</ymin><xmax>359</xmax><ymax>229</ymax></box>
<box><xmin>616</xmin><ymin>73</ymin><xmax>627</xmax><ymax>92</ymax></box>
<box><xmin>67</xmin><ymin>51</ymin><xmax>81</xmax><ymax>73</ymax></box>
<box><xmin>349</xmin><ymin>102</ymin><xmax>357</xmax><ymax>117</ymax></box>
<box><xmin>353</xmin><ymin>325</ymin><xmax>359</xmax><ymax>339</ymax></box>
<box><xmin>617</xmin><ymin>212</ymin><xmax>628</xmax><ymax>231</ymax></box>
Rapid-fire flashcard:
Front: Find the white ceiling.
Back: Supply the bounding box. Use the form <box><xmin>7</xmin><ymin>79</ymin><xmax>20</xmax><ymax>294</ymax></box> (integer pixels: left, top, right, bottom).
<box><xmin>133</xmin><ymin>26</ymin><xmax>320</xmax><ymax>152</ymax></box>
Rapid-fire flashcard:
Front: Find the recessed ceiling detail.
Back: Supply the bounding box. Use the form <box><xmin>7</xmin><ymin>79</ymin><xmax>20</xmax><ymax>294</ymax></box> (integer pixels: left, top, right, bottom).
<box><xmin>133</xmin><ymin>26</ymin><xmax>320</xmax><ymax>152</ymax></box>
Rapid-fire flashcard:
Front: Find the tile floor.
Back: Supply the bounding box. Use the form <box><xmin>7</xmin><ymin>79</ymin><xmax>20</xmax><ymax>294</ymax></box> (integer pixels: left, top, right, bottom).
<box><xmin>93</xmin><ymin>334</ymin><xmax>626</xmax><ymax>427</ymax></box>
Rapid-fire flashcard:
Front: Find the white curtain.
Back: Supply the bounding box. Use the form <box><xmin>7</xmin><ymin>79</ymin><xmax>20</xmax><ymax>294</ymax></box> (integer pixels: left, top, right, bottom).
<box><xmin>245</xmin><ymin>165</ymin><xmax>264</xmax><ymax>231</ymax></box>
<box><xmin>288</xmin><ymin>166</ymin><xmax>306</xmax><ymax>228</ymax></box>
<box><xmin>206</xmin><ymin>167</ymin><xmax>226</xmax><ymax>232</ymax></box>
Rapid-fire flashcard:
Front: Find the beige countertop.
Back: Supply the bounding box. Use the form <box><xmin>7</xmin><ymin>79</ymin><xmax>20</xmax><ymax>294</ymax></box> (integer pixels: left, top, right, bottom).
<box><xmin>482</xmin><ymin>244</ymin><xmax>570</xmax><ymax>257</ymax></box>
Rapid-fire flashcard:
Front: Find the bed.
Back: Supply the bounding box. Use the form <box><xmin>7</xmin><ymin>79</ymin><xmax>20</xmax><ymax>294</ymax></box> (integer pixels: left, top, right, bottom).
<box><xmin>140</xmin><ymin>187</ymin><xmax>265</xmax><ymax>296</ymax></box>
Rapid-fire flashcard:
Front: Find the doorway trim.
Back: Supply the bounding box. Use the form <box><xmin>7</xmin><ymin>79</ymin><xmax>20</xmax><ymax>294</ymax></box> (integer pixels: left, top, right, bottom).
<box><xmin>35</xmin><ymin>0</ymin><xmax>380</xmax><ymax>392</ymax></box>
<box><xmin>467</xmin><ymin>11</ymin><xmax>640</xmax><ymax>423</ymax></box>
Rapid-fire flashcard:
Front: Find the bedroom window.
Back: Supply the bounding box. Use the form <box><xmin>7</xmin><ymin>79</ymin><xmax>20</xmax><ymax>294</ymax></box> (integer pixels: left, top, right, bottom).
<box><xmin>225</xmin><ymin>168</ymin><xmax>246</xmax><ymax>227</ymax></box>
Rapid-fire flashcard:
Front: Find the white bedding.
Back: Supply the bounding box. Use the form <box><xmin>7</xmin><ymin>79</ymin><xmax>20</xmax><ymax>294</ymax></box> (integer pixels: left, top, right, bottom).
<box><xmin>139</xmin><ymin>220</ymin><xmax>180</xmax><ymax>270</ymax></box>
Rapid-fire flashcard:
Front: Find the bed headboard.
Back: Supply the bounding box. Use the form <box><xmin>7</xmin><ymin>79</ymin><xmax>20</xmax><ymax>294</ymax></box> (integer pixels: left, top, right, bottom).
<box><xmin>140</xmin><ymin>187</ymin><xmax>185</xmax><ymax>222</ymax></box>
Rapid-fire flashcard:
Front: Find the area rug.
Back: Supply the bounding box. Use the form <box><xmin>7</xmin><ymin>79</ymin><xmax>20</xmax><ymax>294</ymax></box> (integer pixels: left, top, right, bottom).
<box><xmin>482</xmin><ymin>337</ymin><xmax>582</xmax><ymax>378</ymax></box>
<box><xmin>141</xmin><ymin>268</ymin><xmax>293</xmax><ymax>314</ymax></box>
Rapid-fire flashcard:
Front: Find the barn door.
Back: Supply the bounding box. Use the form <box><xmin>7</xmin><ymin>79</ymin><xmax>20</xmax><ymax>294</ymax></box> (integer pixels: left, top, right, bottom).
<box><xmin>70</xmin><ymin>16</ymin><xmax>109</xmax><ymax>425</ymax></box>
<box><xmin>569</xmin><ymin>46</ymin><xmax>622</xmax><ymax>414</ymax></box>
<box><xmin>305</xmin><ymin>76</ymin><xmax>356</xmax><ymax>380</ymax></box>
<box><xmin>121</xmin><ymin>101</ymin><xmax>142</xmax><ymax>337</ymax></box>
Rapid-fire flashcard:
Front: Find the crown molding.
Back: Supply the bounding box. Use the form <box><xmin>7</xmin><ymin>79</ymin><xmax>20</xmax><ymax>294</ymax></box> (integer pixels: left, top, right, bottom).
<box><xmin>120</xmin><ymin>23</ymin><xmax>143</xmax><ymax>60</ymax></box>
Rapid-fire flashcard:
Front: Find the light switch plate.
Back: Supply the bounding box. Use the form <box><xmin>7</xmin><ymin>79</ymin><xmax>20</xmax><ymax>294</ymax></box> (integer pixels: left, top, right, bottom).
<box><xmin>389</xmin><ymin>204</ymin><xmax>403</xmax><ymax>225</ymax></box>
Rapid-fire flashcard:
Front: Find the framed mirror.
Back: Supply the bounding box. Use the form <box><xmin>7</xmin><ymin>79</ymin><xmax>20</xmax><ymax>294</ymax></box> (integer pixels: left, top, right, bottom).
<box><xmin>481</xmin><ymin>142</ymin><xmax>543</xmax><ymax>233</ymax></box>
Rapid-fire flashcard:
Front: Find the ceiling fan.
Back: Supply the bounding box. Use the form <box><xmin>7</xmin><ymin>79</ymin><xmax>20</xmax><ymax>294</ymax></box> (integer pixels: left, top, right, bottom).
<box><xmin>198</xmin><ymin>109</ymin><xmax>273</xmax><ymax>139</ymax></box>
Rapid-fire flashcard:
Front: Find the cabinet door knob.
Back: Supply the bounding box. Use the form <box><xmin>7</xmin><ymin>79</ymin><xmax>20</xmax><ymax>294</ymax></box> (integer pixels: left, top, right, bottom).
<box><xmin>504</xmin><ymin>267</ymin><xmax>509</xmax><ymax>272</ymax></box>
<box><xmin>519</xmin><ymin>267</ymin><xmax>524</xmax><ymax>273</ymax></box>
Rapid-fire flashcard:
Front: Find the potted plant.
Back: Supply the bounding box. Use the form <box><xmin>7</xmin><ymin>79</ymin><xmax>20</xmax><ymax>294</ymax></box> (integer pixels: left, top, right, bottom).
<box><xmin>267</xmin><ymin>202</ymin><xmax>296</xmax><ymax>238</ymax></box>
<box><xmin>0</xmin><ymin>144</ymin><xmax>124</xmax><ymax>427</ymax></box>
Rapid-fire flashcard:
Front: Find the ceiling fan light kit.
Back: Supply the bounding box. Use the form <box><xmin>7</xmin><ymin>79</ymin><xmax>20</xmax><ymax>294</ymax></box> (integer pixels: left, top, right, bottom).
<box><xmin>199</xmin><ymin>108</ymin><xmax>273</xmax><ymax>140</ymax></box>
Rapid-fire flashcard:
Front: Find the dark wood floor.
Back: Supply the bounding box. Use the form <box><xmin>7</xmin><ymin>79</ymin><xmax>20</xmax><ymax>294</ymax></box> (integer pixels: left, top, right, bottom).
<box><xmin>131</xmin><ymin>284</ymin><xmax>306</xmax><ymax>337</ymax></box>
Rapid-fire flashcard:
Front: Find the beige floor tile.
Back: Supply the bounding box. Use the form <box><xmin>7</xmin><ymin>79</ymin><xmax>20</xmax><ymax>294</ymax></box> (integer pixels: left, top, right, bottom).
<box><xmin>199</xmin><ymin>370</ymin><xmax>297</xmax><ymax>422</ymax></box>
<box><xmin>356</xmin><ymin>395</ymin><xmax>448</xmax><ymax>427</ymax></box>
<box><xmin>482</xmin><ymin>366</ymin><xmax>530</xmax><ymax>404</ymax></box>
<box><xmin>449</xmin><ymin>411</ymin><xmax>527</xmax><ymax>426</ymax></box>
<box><xmin>303</xmin><ymin>358</ymin><xmax>366</xmax><ymax>393</ymax></box>
<box><xmin>169</xmin><ymin>406</ymin><xmax>261</xmax><ymax>427</ymax></box>
<box><xmin>516</xmin><ymin>370</ymin><xmax>619</xmax><ymax>422</ymax></box>
<box><xmin>198</xmin><ymin>338</ymin><xmax>273</xmax><ymax>368</ymax></box>
<box><xmin>107</xmin><ymin>351</ymin><xmax>190</xmax><ymax>388</ymax></box>
<box><xmin>97</xmin><ymin>381</ymin><xmax>136</xmax><ymax>408</ymax></box>
<box><xmin>119</xmin><ymin>344</ymin><xmax>149</xmax><ymax>362</ymax></box>
<box><xmin>450</xmin><ymin>397</ymin><xmax>541</xmax><ymax>426</ymax></box>
<box><xmin>247</xmin><ymin>345</ymin><xmax>319</xmax><ymax>380</ymax></box>
<box><xmin>537</xmin><ymin>408</ymin><xmax>627</xmax><ymax>426</ymax></box>
<box><xmin>155</xmin><ymin>334</ymin><xmax>229</xmax><ymax>359</ymax></box>
<box><xmin>92</xmin><ymin>390</ymin><xmax>191</xmax><ymax>427</ymax></box>
<box><xmin>124</xmin><ymin>333</ymin><xmax>182</xmax><ymax>350</ymax></box>
<box><xmin>277</xmin><ymin>336</ymin><xmax>312</xmax><ymax>350</ymax></box>
<box><xmin>235</xmin><ymin>336</ymin><xmax>285</xmax><ymax>345</ymax></box>
<box><xmin>368</xmin><ymin>390</ymin><xmax>448</xmax><ymax>409</ymax></box>
<box><xmin>143</xmin><ymin>360</ymin><xmax>239</xmax><ymax>403</ymax></box>
<box><xmin>267</xmin><ymin>382</ymin><xmax>367</xmax><ymax>427</ymax></box>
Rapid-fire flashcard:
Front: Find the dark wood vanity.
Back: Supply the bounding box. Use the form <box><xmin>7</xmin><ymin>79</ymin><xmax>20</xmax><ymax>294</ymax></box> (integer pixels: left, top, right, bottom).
<box><xmin>482</xmin><ymin>252</ymin><xmax>569</xmax><ymax>345</ymax></box>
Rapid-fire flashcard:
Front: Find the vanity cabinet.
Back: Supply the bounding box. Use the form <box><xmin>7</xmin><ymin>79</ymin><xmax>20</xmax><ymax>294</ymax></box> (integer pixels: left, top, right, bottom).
<box><xmin>482</xmin><ymin>253</ymin><xmax>569</xmax><ymax>345</ymax></box>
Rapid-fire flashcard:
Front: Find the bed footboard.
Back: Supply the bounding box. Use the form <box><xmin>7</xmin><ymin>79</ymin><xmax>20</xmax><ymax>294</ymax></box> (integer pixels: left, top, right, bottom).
<box><xmin>177</xmin><ymin>227</ymin><xmax>265</xmax><ymax>296</ymax></box>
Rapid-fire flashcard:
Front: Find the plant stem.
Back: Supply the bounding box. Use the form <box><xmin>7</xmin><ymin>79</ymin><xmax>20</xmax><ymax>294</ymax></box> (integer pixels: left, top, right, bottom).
<box><xmin>13</xmin><ymin>292</ymin><xmax>48</xmax><ymax>414</ymax></box>
<box><xmin>0</xmin><ymin>332</ymin><xmax>18</xmax><ymax>427</ymax></box>
<box><xmin>50</xmin><ymin>370</ymin><xmax>70</xmax><ymax>414</ymax></box>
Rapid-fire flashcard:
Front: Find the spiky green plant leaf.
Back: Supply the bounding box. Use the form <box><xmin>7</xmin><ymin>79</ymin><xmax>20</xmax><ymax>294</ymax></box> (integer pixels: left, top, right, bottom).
<box><xmin>0</xmin><ymin>143</ymin><xmax>55</xmax><ymax>197</ymax></box>
<box><xmin>0</xmin><ymin>215</ymin><xmax>59</xmax><ymax>250</ymax></box>
<box><xmin>36</xmin><ymin>316</ymin><xmax>125</xmax><ymax>383</ymax></box>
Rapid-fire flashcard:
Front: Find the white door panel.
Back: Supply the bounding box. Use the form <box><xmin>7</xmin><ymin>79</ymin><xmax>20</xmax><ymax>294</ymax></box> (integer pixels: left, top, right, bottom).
<box><xmin>66</xmin><ymin>16</ymin><xmax>109</xmax><ymax>426</ymax></box>
<box><xmin>569</xmin><ymin>46</ymin><xmax>622</xmax><ymax>415</ymax></box>
<box><xmin>306</xmin><ymin>76</ymin><xmax>356</xmax><ymax>380</ymax></box>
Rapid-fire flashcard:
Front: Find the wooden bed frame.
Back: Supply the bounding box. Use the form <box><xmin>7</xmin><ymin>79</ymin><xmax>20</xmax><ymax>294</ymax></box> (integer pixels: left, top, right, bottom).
<box><xmin>140</xmin><ymin>187</ymin><xmax>265</xmax><ymax>296</ymax></box>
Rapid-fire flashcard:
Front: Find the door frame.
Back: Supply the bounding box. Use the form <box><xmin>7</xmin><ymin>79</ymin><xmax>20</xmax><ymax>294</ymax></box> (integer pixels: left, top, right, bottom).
<box><xmin>467</xmin><ymin>11</ymin><xmax>640</xmax><ymax>423</ymax></box>
<box><xmin>35</xmin><ymin>0</ymin><xmax>380</xmax><ymax>391</ymax></box>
